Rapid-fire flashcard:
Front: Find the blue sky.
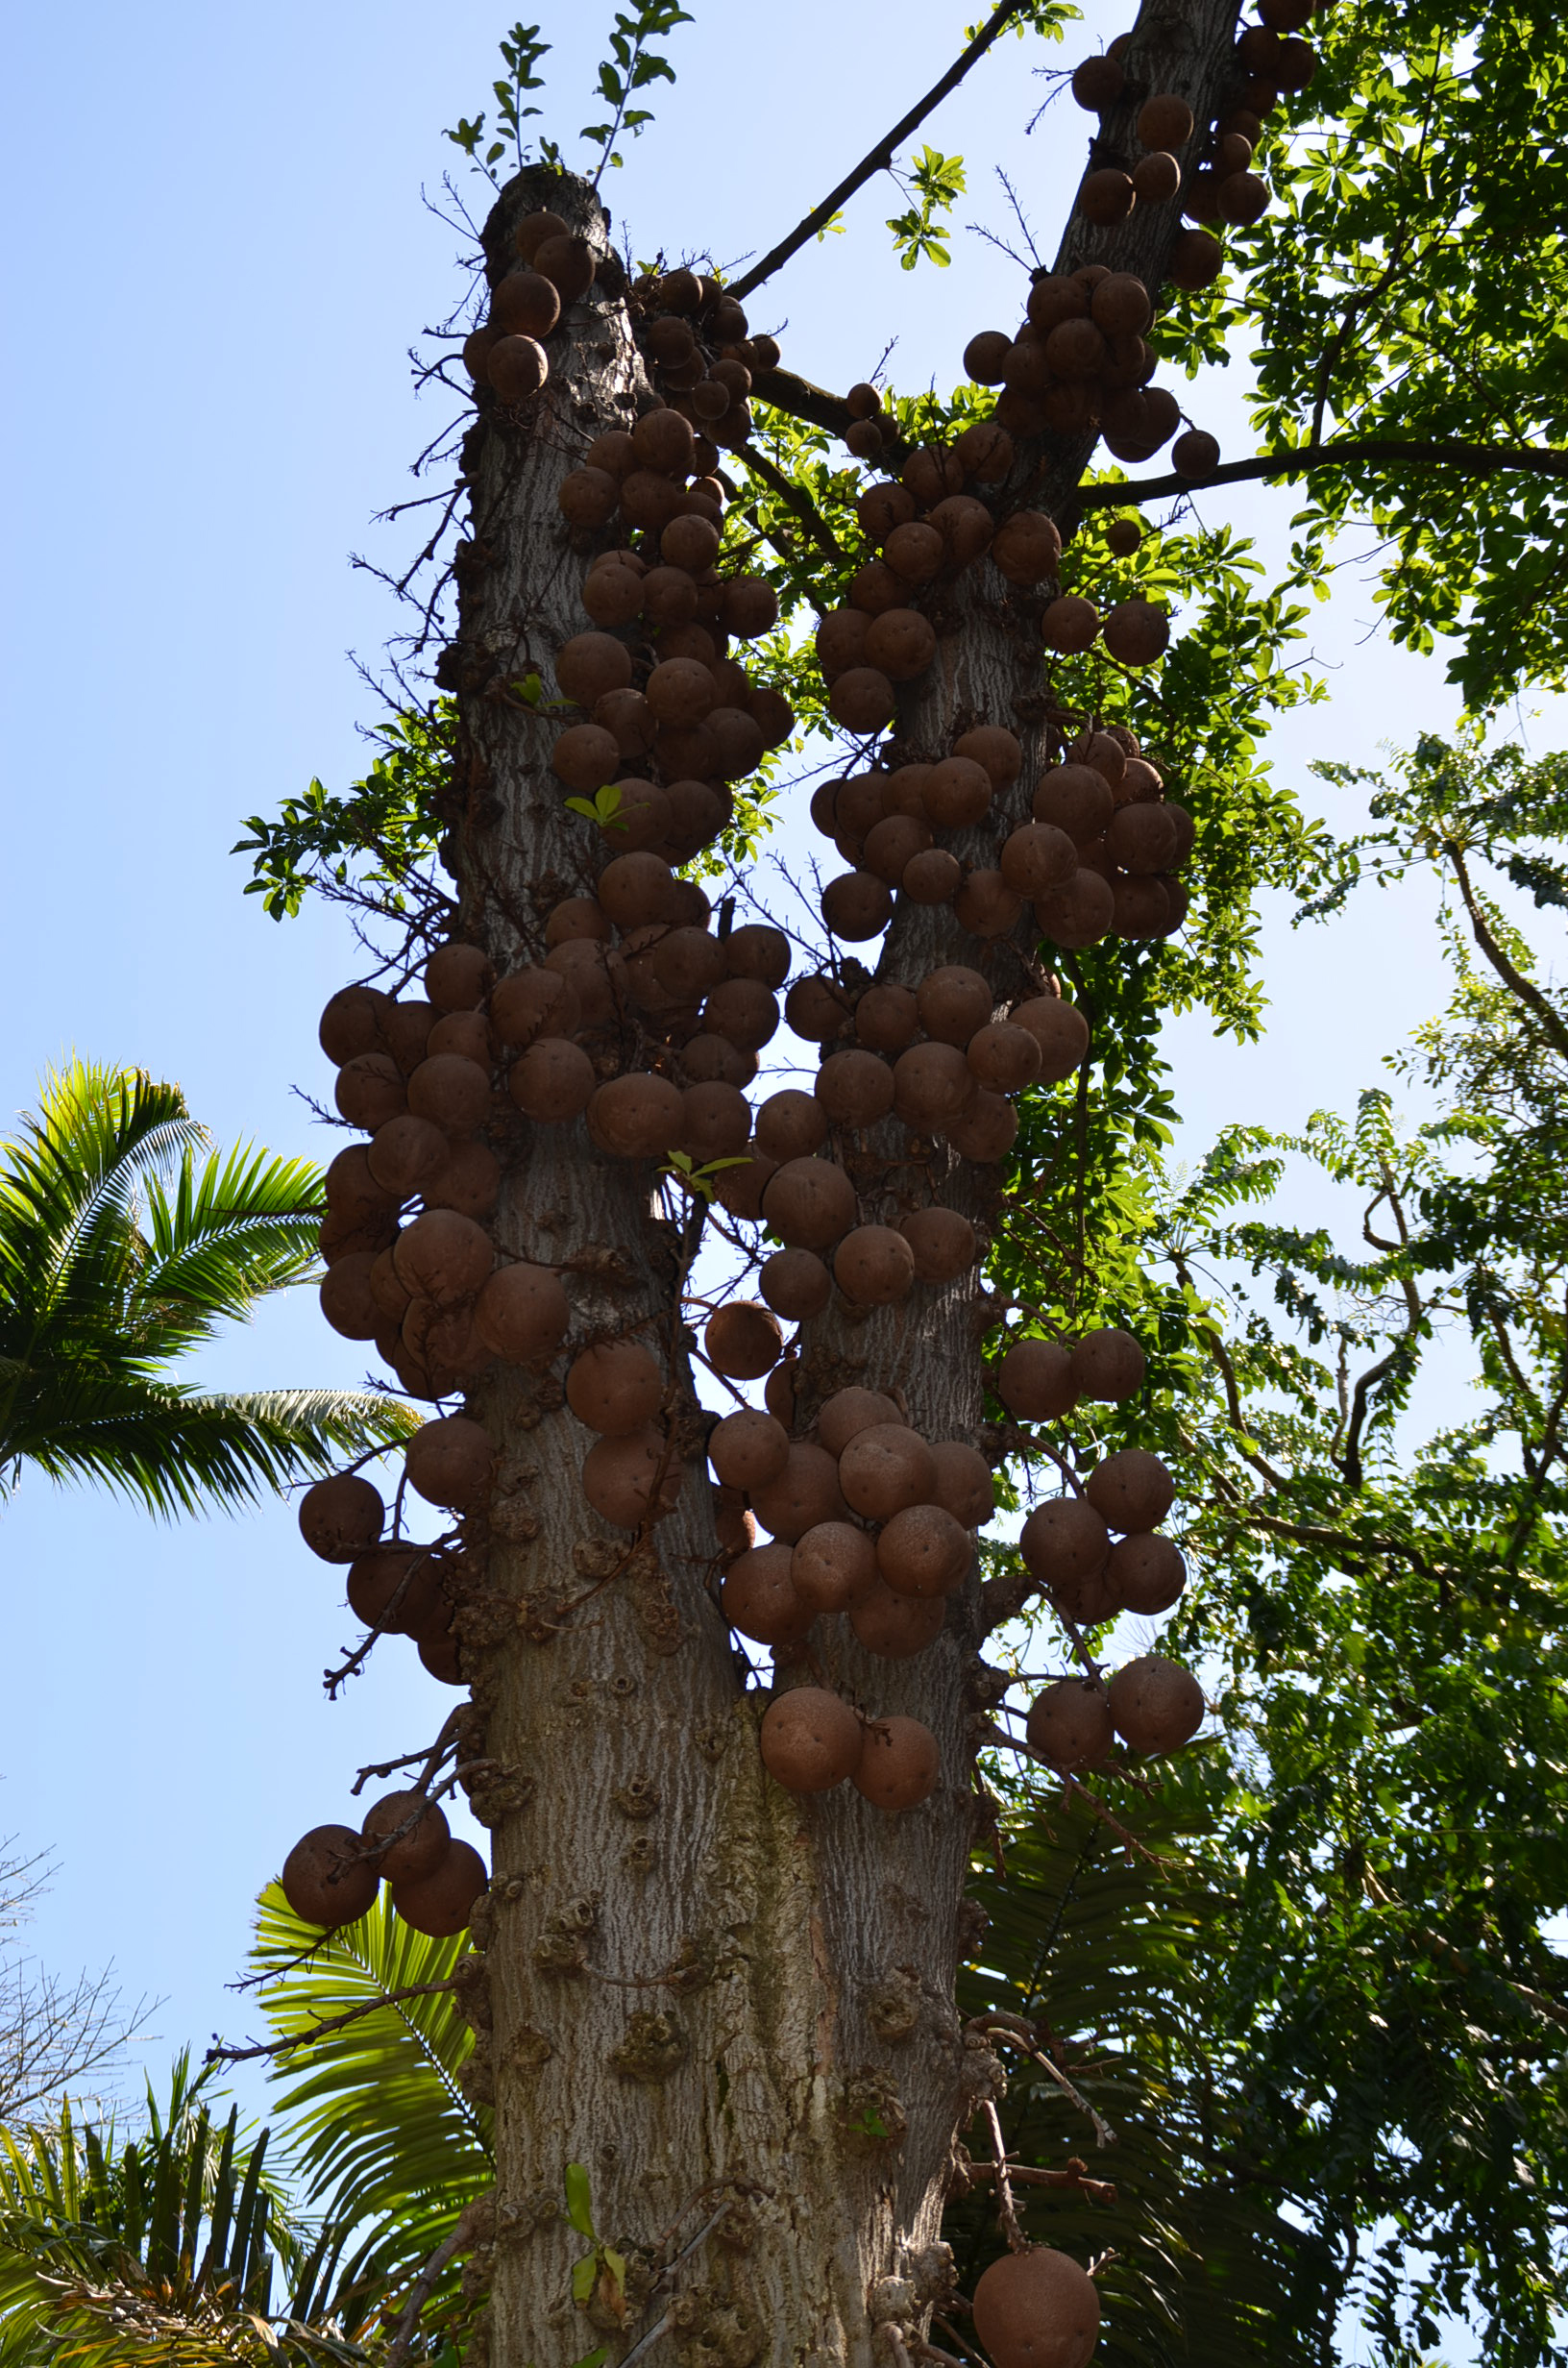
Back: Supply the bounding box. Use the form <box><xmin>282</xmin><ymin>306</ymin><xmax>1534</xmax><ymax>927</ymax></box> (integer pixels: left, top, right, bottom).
<box><xmin>1</xmin><ymin>14</ymin><xmax>1557</xmax><ymax>2293</ymax></box>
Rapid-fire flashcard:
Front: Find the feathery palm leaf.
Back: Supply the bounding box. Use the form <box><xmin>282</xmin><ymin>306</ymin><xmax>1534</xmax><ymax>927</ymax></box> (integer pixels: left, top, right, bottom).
<box><xmin>952</xmin><ymin>1765</ymin><xmax>1317</xmax><ymax>2368</ymax></box>
<box><xmin>251</xmin><ymin>1887</ymin><xmax>492</xmax><ymax>2281</ymax></box>
<box><xmin>0</xmin><ymin>2056</ymin><xmax>385</xmax><ymax>2368</ymax></box>
<box><xmin>0</xmin><ymin>1063</ymin><xmax>417</xmax><ymax>1517</ymax></box>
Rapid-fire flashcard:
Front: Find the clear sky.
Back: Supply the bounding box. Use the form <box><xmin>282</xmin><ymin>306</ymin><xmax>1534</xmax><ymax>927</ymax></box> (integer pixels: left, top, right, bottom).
<box><xmin>0</xmin><ymin>5</ymin><xmax>1556</xmax><ymax>2263</ymax></box>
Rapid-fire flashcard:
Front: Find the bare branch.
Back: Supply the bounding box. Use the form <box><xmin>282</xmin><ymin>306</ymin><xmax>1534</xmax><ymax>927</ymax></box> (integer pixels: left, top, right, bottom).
<box><xmin>729</xmin><ymin>0</ymin><xmax>1030</xmax><ymax>302</ymax></box>
<box><xmin>1076</xmin><ymin>436</ymin><xmax>1568</xmax><ymax>513</ymax></box>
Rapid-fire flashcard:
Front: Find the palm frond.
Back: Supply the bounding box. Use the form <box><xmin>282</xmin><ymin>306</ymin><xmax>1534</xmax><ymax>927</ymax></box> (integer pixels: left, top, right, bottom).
<box><xmin>950</xmin><ymin>1768</ymin><xmax>1320</xmax><ymax>2368</ymax></box>
<box><xmin>0</xmin><ymin>1385</ymin><xmax>416</xmax><ymax>1519</ymax></box>
<box><xmin>135</xmin><ymin>1148</ymin><xmax>324</xmax><ymax>1323</ymax></box>
<box><xmin>251</xmin><ymin>1886</ymin><xmax>491</xmax><ymax>2280</ymax></box>
<box><xmin>0</xmin><ymin>2056</ymin><xmax>383</xmax><ymax>2368</ymax></box>
<box><xmin>0</xmin><ymin>1066</ymin><xmax>203</xmax><ymax>1318</ymax></box>
<box><xmin>0</xmin><ymin>1058</ymin><xmax>415</xmax><ymax>1518</ymax></box>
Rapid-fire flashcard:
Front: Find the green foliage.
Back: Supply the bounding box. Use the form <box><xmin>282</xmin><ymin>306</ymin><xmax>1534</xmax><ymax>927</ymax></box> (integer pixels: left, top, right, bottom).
<box><xmin>982</xmin><ymin>731</ymin><xmax>1568</xmax><ymax>2363</ymax></box>
<box><xmin>251</xmin><ymin>1887</ymin><xmax>491</xmax><ymax>2286</ymax></box>
<box><xmin>955</xmin><ymin>1779</ymin><xmax>1314</xmax><ymax>2367</ymax></box>
<box><xmin>0</xmin><ymin>2055</ymin><xmax>383</xmax><ymax>2366</ymax></box>
<box><xmin>0</xmin><ymin>1062</ymin><xmax>416</xmax><ymax>1517</ymax></box>
<box><xmin>886</xmin><ymin>146</ymin><xmax>967</xmax><ymax>271</ymax></box>
<box><xmin>444</xmin><ymin>22</ymin><xmax>557</xmax><ymax>183</ymax></box>
<box><xmin>235</xmin><ymin>708</ymin><xmax>452</xmax><ymax>924</ymax></box>
<box><xmin>1155</xmin><ymin>0</ymin><xmax>1568</xmax><ymax>707</ymax></box>
<box><xmin>579</xmin><ymin>4</ymin><xmax>693</xmax><ymax>182</ymax></box>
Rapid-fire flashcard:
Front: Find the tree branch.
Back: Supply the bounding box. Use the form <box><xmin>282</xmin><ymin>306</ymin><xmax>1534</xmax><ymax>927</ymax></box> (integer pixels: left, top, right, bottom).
<box><xmin>1441</xmin><ymin>834</ymin><xmax>1568</xmax><ymax>1063</ymax></box>
<box><xmin>1077</xmin><ymin>437</ymin><xmax>1568</xmax><ymax>510</ymax></box>
<box><xmin>728</xmin><ymin>0</ymin><xmax>1029</xmax><ymax>302</ymax></box>
<box><xmin>736</xmin><ymin>436</ymin><xmax>852</xmax><ymax>562</ymax></box>
<box><xmin>205</xmin><ymin>1978</ymin><xmax>454</xmax><ymax>2066</ymax></box>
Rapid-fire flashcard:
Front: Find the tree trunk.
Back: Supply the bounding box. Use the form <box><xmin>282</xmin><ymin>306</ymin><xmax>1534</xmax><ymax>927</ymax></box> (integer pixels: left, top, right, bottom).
<box><xmin>445</xmin><ymin>5</ymin><xmax>1245</xmax><ymax>2358</ymax></box>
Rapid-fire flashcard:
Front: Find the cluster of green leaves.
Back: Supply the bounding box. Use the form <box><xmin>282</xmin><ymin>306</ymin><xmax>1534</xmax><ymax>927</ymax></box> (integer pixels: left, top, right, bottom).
<box><xmin>886</xmin><ymin>146</ymin><xmax>968</xmax><ymax>271</ymax></box>
<box><xmin>951</xmin><ymin>1776</ymin><xmax>1315</xmax><ymax>2368</ymax></box>
<box><xmin>0</xmin><ymin>2054</ymin><xmax>383</xmax><ymax>2366</ymax></box>
<box><xmin>444</xmin><ymin>22</ymin><xmax>558</xmax><ymax>184</ymax></box>
<box><xmin>1158</xmin><ymin>0</ymin><xmax>1568</xmax><ymax>706</ymax></box>
<box><xmin>235</xmin><ymin>707</ymin><xmax>453</xmax><ymax>925</ymax></box>
<box><xmin>252</xmin><ymin>1887</ymin><xmax>491</xmax><ymax>2296</ymax></box>
<box><xmin>979</xmin><ymin>733</ymin><xmax>1568</xmax><ymax>2363</ymax></box>
<box><xmin>0</xmin><ymin>1062</ymin><xmax>416</xmax><ymax>1517</ymax></box>
<box><xmin>579</xmin><ymin>4</ymin><xmax>693</xmax><ymax>183</ymax></box>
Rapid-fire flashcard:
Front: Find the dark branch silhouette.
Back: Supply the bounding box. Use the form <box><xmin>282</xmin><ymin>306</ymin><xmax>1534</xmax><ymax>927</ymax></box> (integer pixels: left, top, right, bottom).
<box><xmin>729</xmin><ymin>0</ymin><xmax>1030</xmax><ymax>303</ymax></box>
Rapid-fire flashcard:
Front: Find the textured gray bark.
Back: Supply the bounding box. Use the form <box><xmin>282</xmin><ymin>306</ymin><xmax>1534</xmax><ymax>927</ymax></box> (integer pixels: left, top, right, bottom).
<box><xmin>443</xmin><ymin>3</ymin><xmax>1245</xmax><ymax>2358</ymax></box>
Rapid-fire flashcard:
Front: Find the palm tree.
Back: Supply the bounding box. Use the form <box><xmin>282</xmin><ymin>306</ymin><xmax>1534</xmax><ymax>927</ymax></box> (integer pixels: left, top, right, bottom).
<box><xmin>0</xmin><ymin>1061</ymin><xmax>417</xmax><ymax>1516</ymax></box>
<box><xmin>0</xmin><ymin>1898</ymin><xmax>492</xmax><ymax>2367</ymax></box>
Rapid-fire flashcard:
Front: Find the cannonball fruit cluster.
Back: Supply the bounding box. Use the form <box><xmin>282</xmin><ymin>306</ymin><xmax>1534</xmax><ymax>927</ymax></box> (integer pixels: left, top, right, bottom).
<box><xmin>1068</xmin><ymin>9</ymin><xmax>1328</xmax><ymax>270</ymax></box>
<box><xmin>630</xmin><ymin>264</ymin><xmax>781</xmax><ymax>452</ymax></box>
<box><xmin>281</xmin><ymin>1793</ymin><xmax>487</xmax><ymax>1938</ymax></box>
<box><xmin>813</xmin><ymin>722</ymin><xmax>1191</xmax><ymax>957</ymax></box>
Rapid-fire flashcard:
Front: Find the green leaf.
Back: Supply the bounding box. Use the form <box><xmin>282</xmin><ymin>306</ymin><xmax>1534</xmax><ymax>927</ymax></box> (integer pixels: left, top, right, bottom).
<box><xmin>563</xmin><ymin>2162</ymin><xmax>596</xmax><ymax>2240</ymax></box>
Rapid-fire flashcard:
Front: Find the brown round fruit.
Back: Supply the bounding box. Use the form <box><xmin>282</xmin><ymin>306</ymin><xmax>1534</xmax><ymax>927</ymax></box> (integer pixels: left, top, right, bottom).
<box><xmin>929</xmin><ymin>1439</ymin><xmax>994</xmax><ymax>1527</ymax></box>
<box><xmin>488</xmin><ymin>334</ymin><xmax>548</xmax><ymax>402</ymax></box>
<box><xmin>918</xmin><ymin>965</ymin><xmax>992</xmax><ymax>1046</ymax></box>
<box><xmin>723</xmin><ymin>1543</ymin><xmax>814</xmax><ymax>1646</ymax></box>
<box><xmin>792</xmin><ymin>1520</ymin><xmax>880</xmax><ymax>1614</ymax></box>
<box><xmin>710</xmin><ymin>1408</ymin><xmax>791</xmax><ymax>1491</ymax></box>
<box><xmin>405</xmin><ymin>1415</ymin><xmax>492</xmax><ymax>1510</ymax></box>
<box><xmin>834</xmin><ymin>1224</ymin><xmax>917</xmax><ymax>1307</ymax></box>
<box><xmin>849</xmin><ymin>1582</ymin><xmax>945</xmax><ymax>1659</ymax></box>
<box><xmin>392</xmin><ymin>1838</ymin><xmax>489</xmax><ymax>1938</ymax></box>
<box><xmin>818</xmin><ymin>1387</ymin><xmax>904</xmax><ymax>1456</ymax></box>
<box><xmin>750</xmin><ymin>1442</ymin><xmax>849</xmax><ymax>1542</ymax></box>
<box><xmin>759</xmin><ymin>1246</ymin><xmax>832</xmax><ymax>1321</ymax></box>
<box><xmin>899</xmin><ymin>1206</ymin><xmax>977</xmax><ymax>1282</ymax></box>
<box><xmin>473</xmin><ymin>1263</ymin><xmax>569</xmax><ymax>1363</ymax></box>
<box><xmin>1012</xmin><ymin>997</ymin><xmax>1090</xmax><ymax>1082</ymax></box>
<box><xmin>587</xmin><ymin>1074</ymin><xmax>683</xmax><ymax>1161</ymax></box>
<box><xmin>1069</xmin><ymin>1326</ymin><xmax>1146</xmax><ymax>1401</ymax></box>
<box><xmin>839</xmin><ymin>1423</ymin><xmax>938</xmax><ymax>1522</ymax></box>
<box><xmin>1085</xmin><ymin>1447</ymin><xmax>1175</xmax><ymax>1533</ymax></box>
<box><xmin>755</xmin><ymin>1090</ymin><xmax>828</xmax><ymax>1163</ymax></box>
<box><xmin>282</xmin><ymin>1825</ymin><xmax>378</xmax><ymax>1928</ymax></box>
<box><xmin>705</xmin><ymin>1301</ymin><xmax>784</xmax><ymax>1380</ymax></box>
<box><xmin>973</xmin><ymin>2248</ymin><xmax>1100</xmax><ymax>2368</ymax></box>
<box><xmin>567</xmin><ymin>1340</ymin><xmax>664</xmax><ymax>1437</ymax></box>
<box><xmin>299</xmin><ymin>1473</ymin><xmax>383</xmax><ymax>1563</ymax></box>
<box><xmin>994</xmin><ymin>1339</ymin><xmax>1076</xmax><ymax>1420</ymax></box>
<box><xmin>822</xmin><ymin>871</ymin><xmax>894</xmax><ymax>942</ymax></box>
<box><xmin>894</xmin><ymin>1042</ymin><xmax>975</xmax><ymax>1133</ymax></box>
<box><xmin>1109</xmin><ymin>1531</ymin><xmax>1187</xmax><ymax>1615</ymax></box>
<box><xmin>510</xmin><ymin>1038</ymin><xmax>597</xmax><ymax>1123</ymax></box>
<box><xmin>923</xmin><ymin>756</ymin><xmax>992</xmax><ymax>829</ymax></box>
<box><xmin>762</xmin><ymin>1157</ymin><xmax>858</xmax><ymax>1250</ymax></box>
<box><xmin>1026</xmin><ymin>1678</ymin><xmax>1115</xmax><ymax>1772</ymax></box>
<box><xmin>1108</xmin><ymin>1654</ymin><xmax>1205</xmax><ymax>1755</ymax></box>
<box><xmin>1020</xmin><ymin>1495</ymin><xmax>1111</xmax><ymax>1594</ymax></box>
<box><xmin>877</xmin><ymin>1503</ymin><xmax>972</xmax><ymax>1597</ymax></box>
<box><xmin>759</xmin><ymin>1688</ymin><xmax>864</xmax><ymax>1792</ymax></box>
<box><xmin>581</xmin><ymin>1425</ymin><xmax>684</xmax><ymax>1527</ymax></box>
<box><xmin>361</xmin><ymin>1790</ymin><xmax>451</xmax><ymax>1883</ymax></box>
<box><xmin>852</xmin><ymin>1715</ymin><xmax>940</xmax><ymax>1811</ymax></box>
<box><xmin>393</xmin><ymin>1210</ymin><xmax>494</xmax><ymax>1304</ymax></box>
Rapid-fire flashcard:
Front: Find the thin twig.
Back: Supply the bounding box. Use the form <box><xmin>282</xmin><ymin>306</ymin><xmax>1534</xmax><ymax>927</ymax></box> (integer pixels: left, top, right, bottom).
<box><xmin>728</xmin><ymin>0</ymin><xmax>1029</xmax><ymax>301</ymax></box>
<box><xmin>979</xmin><ymin>2098</ymin><xmax>1028</xmax><ymax>2252</ymax></box>
<box><xmin>384</xmin><ymin>2202</ymin><xmax>488</xmax><ymax>2368</ymax></box>
<box><xmin>205</xmin><ymin>1979</ymin><xmax>455</xmax><ymax>2067</ymax></box>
